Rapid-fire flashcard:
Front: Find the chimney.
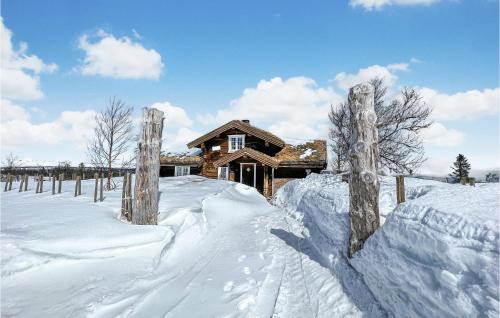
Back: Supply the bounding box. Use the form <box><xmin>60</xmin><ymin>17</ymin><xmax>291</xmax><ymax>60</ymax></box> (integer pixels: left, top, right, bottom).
<box><xmin>242</xmin><ymin>119</ymin><xmax>250</xmax><ymax>124</ymax></box>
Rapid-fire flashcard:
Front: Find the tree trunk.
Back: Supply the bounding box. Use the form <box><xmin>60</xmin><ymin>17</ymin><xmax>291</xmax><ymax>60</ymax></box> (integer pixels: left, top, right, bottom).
<box><xmin>132</xmin><ymin>108</ymin><xmax>164</xmax><ymax>225</ymax></box>
<box><xmin>347</xmin><ymin>83</ymin><xmax>380</xmax><ymax>258</ymax></box>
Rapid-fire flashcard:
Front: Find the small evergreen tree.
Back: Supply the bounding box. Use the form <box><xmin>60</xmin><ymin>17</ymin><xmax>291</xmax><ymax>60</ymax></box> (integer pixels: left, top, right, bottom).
<box><xmin>449</xmin><ymin>154</ymin><xmax>471</xmax><ymax>182</ymax></box>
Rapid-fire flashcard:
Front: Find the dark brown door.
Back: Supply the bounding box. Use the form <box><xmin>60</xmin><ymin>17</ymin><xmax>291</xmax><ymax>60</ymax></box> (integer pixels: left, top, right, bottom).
<box><xmin>241</xmin><ymin>164</ymin><xmax>255</xmax><ymax>187</ymax></box>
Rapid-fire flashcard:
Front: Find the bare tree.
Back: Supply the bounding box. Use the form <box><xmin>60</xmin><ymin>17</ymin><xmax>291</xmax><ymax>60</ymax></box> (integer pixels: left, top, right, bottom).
<box><xmin>87</xmin><ymin>97</ymin><xmax>133</xmax><ymax>190</ymax></box>
<box><xmin>3</xmin><ymin>153</ymin><xmax>22</xmax><ymax>168</ymax></box>
<box><xmin>329</xmin><ymin>78</ymin><xmax>432</xmax><ymax>173</ymax></box>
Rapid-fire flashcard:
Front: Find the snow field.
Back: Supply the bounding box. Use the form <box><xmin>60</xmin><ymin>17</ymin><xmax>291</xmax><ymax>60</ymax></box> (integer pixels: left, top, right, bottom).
<box><xmin>274</xmin><ymin>173</ymin><xmax>499</xmax><ymax>317</ymax></box>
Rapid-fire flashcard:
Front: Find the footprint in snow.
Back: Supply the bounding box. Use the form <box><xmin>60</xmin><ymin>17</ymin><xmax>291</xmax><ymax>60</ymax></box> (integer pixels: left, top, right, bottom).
<box><xmin>223</xmin><ymin>281</ymin><xmax>234</xmax><ymax>292</ymax></box>
<box><xmin>238</xmin><ymin>255</ymin><xmax>247</xmax><ymax>262</ymax></box>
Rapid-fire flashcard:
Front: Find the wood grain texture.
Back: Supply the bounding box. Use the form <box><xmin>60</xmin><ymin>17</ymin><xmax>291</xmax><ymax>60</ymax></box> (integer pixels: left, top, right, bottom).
<box><xmin>133</xmin><ymin>108</ymin><xmax>164</xmax><ymax>225</ymax></box>
<box><xmin>348</xmin><ymin>83</ymin><xmax>380</xmax><ymax>258</ymax></box>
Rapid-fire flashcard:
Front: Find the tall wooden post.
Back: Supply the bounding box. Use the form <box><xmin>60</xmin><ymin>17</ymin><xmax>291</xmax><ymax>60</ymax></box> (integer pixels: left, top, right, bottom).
<box><xmin>347</xmin><ymin>83</ymin><xmax>380</xmax><ymax>258</ymax></box>
<box><xmin>396</xmin><ymin>175</ymin><xmax>405</xmax><ymax>204</ymax></box>
<box><xmin>99</xmin><ymin>173</ymin><xmax>104</xmax><ymax>202</ymax></box>
<box><xmin>121</xmin><ymin>174</ymin><xmax>127</xmax><ymax>218</ymax></box>
<box><xmin>52</xmin><ymin>176</ymin><xmax>56</xmax><ymax>195</ymax></box>
<box><xmin>133</xmin><ymin>108</ymin><xmax>164</xmax><ymax>225</ymax></box>
<box><xmin>19</xmin><ymin>177</ymin><xmax>24</xmax><ymax>192</ymax></box>
<box><xmin>8</xmin><ymin>175</ymin><xmax>13</xmax><ymax>191</ymax></box>
<box><xmin>58</xmin><ymin>174</ymin><xmax>63</xmax><ymax>193</ymax></box>
<box><xmin>94</xmin><ymin>173</ymin><xmax>99</xmax><ymax>202</ymax></box>
<box><xmin>4</xmin><ymin>175</ymin><xmax>8</xmax><ymax>192</ymax></box>
<box><xmin>24</xmin><ymin>174</ymin><xmax>28</xmax><ymax>191</ymax></box>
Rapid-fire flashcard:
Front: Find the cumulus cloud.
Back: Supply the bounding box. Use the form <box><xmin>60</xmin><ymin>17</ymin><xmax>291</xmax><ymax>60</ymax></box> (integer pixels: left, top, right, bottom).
<box><xmin>334</xmin><ymin>62</ymin><xmax>411</xmax><ymax>90</ymax></box>
<box><xmin>0</xmin><ymin>18</ymin><xmax>57</xmax><ymax>101</ymax></box>
<box><xmin>420</xmin><ymin>87</ymin><xmax>500</xmax><ymax>121</ymax></box>
<box><xmin>349</xmin><ymin>0</ymin><xmax>440</xmax><ymax>10</ymax></box>
<box><xmin>198</xmin><ymin>76</ymin><xmax>342</xmax><ymax>141</ymax></box>
<box><xmin>421</xmin><ymin>122</ymin><xmax>465</xmax><ymax>147</ymax></box>
<box><xmin>0</xmin><ymin>100</ymin><xmax>96</xmax><ymax>149</ymax></box>
<box><xmin>76</xmin><ymin>29</ymin><xmax>163</xmax><ymax>80</ymax></box>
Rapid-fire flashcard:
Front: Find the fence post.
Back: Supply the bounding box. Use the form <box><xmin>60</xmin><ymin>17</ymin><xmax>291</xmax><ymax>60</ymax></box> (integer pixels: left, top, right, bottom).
<box><xmin>24</xmin><ymin>174</ymin><xmax>28</xmax><ymax>191</ymax></box>
<box><xmin>100</xmin><ymin>173</ymin><xmax>104</xmax><ymax>202</ymax></box>
<box><xmin>74</xmin><ymin>176</ymin><xmax>79</xmax><ymax>197</ymax></box>
<box><xmin>78</xmin><ymin>176</ymin><xmax>82</xmax><ymax>195</ymax></box>
<box><xmin>347</xmin><ymin>83</ymin><xmax>380</xmax><ymax>258</ymax></box>
<box><xmin>396</xmin><ymin>175</ymin><xmax>405</xmax><ymax>204</ymax></box>
<box><xmin>8</xmin><ymin>175</ymin><xmax>13</xmax><ymax>191</ymax></box>
<box><xmin>58</xmin><ymin>174</ymin><xmax>63</xmax><ymax>193</ymax></box>
<box><xmin>40</xmin><ymin>175</ymin><xmax>44</xmax><ymax>193</ymax></box>
<box><xmin>133</xmin><ymin>108</ymin><xmax>164</xmax><ymax>225</ymax></box>
<box><xmin>4</xmin><ymin>175</ymin><xmax>9</xmax><ymax>192</ymax></box>
<box><xmin>19</xmin><ymin>176</ymin><xmax>24</xmax><ymax>192</ymax></box>
<box><xmin>94</xmin><ymin>173</ymin><xmax>99</xmax><ymax>202</ymax></box>
<box><xmin>52</xmin><ymin>176</ymin><xmax>56</xmax><ymax>194</ymax></box>
<box><xmin>121</xmin><ymin>174</ymin><xmax>128</xmax><ymax>219</ymax></box>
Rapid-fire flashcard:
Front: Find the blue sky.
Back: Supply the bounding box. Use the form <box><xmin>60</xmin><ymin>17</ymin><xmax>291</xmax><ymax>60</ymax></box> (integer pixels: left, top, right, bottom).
<box><xmin>1</xmin><ymin>0</ymin><xmax>498</xmax><ymax>175</ymax></box>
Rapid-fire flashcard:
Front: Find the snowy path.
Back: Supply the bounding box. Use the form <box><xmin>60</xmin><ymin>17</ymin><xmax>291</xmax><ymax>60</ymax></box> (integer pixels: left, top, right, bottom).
<box><xmin>2</xmin><ymin>176</ymin><xmax>366</xmax><ymax>317</ymax></box>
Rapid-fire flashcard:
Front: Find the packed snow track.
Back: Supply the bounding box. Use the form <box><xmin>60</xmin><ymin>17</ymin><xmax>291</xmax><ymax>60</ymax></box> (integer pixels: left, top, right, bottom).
<box><xmin>1</xmin><ymin>176</ymin><xmax>373</xmax><ymax>317</ymax></box>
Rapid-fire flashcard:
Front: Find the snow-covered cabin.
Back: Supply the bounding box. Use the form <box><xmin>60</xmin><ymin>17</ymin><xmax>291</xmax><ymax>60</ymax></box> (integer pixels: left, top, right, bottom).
<box><xmin>160</xmin><ymin>120</ymin><xmax>326</xmax><ymax>196</ymax></box>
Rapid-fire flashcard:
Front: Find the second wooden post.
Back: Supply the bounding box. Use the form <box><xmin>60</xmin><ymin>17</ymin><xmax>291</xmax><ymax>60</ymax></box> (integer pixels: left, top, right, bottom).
<box><xmin>132</xmin><ymin>108</ymin><xmax>164</xmax><ymax>225</ymax></box>
<box><xmin>347</xmin><ymin>83</ymin><xmax>380</xmax><ymax>258</ymax></box>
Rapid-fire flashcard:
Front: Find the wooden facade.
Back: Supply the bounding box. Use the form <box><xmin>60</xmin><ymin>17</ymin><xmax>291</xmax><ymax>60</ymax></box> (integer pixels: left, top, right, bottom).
<box><xmin>160</xmin><ymin>120</ymin><xmax>326</xmax><ymax>196</ymax></box>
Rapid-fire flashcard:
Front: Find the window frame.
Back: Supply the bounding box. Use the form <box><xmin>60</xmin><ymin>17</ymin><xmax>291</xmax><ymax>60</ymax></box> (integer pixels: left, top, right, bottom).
<box><xmin>228</xmin><ymin>134</ymin><xmax>245</xmax><ymax>153</ymax></box>
<box><xmin>174</xmin><ymin>166</ymin><xmax>190</xmax><ymax>176</ymax></box>
<box><xmin>218</xmin><ymin>166</ymin><xmax>229</xmax><ymax>180</ymax></box>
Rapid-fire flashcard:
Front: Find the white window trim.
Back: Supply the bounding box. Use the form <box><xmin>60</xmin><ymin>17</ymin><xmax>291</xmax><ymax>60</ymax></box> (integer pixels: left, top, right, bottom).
<box><xmin>239</xmin><ymin>163</ymin><xmax>256</xmax><ymax>187</ymax></box>
<box><xmin>228</xmin><ymin>134</ymin><xmax>245</xmax><ymax>153</ymax></box>
<box><xmin>174</xmin><ymin>166</ymin><xmax>190</xmax><ymax>176</ymax></box>
<box><xmin>218</xmin><ymin>166</ymin><xmax>229</xmax><ymax>180</ymax></box>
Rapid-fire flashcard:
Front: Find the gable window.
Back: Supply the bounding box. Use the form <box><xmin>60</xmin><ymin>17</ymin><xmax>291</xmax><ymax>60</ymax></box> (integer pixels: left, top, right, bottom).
<box><xmin>228</xmin><ymin>135</ymin><xmax>245</xmax><ymax>153</ymax></box>
<box><xmin>218</xmin><ymin>166</ymin><xmax>228</xmax><ymax>180</ymax></box>
<box><xmin>174</xmin><ymin>166</ymin><xmax>190</xmax><ymax>176</ymax></box>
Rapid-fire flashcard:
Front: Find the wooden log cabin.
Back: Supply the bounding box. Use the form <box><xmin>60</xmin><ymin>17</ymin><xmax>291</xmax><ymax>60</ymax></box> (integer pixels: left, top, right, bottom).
<box><xmin>160</xmin><ymin>120</ymin><xmax>326</xmax><ymax>196</ymax></box>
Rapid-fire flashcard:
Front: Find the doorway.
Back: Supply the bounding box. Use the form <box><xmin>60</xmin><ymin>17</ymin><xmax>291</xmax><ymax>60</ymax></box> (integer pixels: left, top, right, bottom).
<box><xmin>240</xmin><ymin>163</ymin><xmax>256</xmax><ymax>187</ymax></box>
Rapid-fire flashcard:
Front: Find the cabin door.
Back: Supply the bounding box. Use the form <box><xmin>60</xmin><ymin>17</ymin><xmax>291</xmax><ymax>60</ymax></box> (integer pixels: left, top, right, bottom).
<box><xmin>240</xmin><ymin>163</ymin><xmax>256</xmax><ymax>187</ymax></box>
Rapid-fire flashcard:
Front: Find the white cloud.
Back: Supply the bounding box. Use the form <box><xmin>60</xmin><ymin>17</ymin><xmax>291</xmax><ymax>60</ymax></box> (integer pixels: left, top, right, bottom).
<box><xmin>421</xmin><ymin>122</ymin><xmax>465</xmax><ymax>147</ymax></box>
<box><xmin>164</xmin><ymin>127</ymin><xmax>201</xmax><ymax>151</ymax></box>
<box><xmin>151</xmin><ymin>101</ymin><xmax>193</xmax><ymax>128</ymax></box>
<box><xmin>0</xmin><ymin>99</ymin><xmax>30</xmax><ymax>122</ymax></box>
<box><xmin>334</xmin><ymin>62</ymin><xmax>410</xmax><ymax>90</ymax></box>
<box><xmin>420</xmin><ymin>87</ymin><xmax>500</xmax><ymax>121</ymax></box>
<box><xmin>349</xmin><ymin>0</ymin><xmax>440</xmax><ymax>10</ymax></box>
<box><xmin>199</xmin><ymin>76</ymin><xmax>342</xmax><ymax>141</ymax></box>
<box><xmin>0</xmin><ymin>100</ymin><xmax>96</xmax><ymax>149</ymax></box>
<box><xmin>0</xmin><ymin>18</ymin><xmax>57</xmax><ymax>101</ymax></box>
<box><xmin>77</xmin><ymin>29</ymin><xmax>163</xmax><ymax>80</ymax></box>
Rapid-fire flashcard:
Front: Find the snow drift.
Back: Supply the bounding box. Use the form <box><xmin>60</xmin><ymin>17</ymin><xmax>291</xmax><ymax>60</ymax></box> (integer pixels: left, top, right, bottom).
<box><xmin>274</xmin><ymin>173</ymin><xmax>499</xmax><ymax>317</ymax></box>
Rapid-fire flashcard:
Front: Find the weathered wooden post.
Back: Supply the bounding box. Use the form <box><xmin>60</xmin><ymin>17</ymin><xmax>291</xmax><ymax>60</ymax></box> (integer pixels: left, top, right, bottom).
<box><xmin>396</xmin><ymin>175</ymin><xmax>405</xmax><ymax>204</ymax></box>
<box><xmin>121</xmin><ymin>174</ymin><xmax>127</xmax><ymax>218</ymax></box>
<box><xmin>8</xmin><ymin>175</ymin><xmax>13</xmax><ymax>191</ymax></box>
<box><xmin>24</xmin><ymin>174</ymin><xmax>28</xmax><ymax>191</ymax></box>
<box><xmin>74</xmin><ymin>176</ymin><xmax>80</xmax><ymax>197</ymax></box>
<box><xmin>19</xmin><ymin>176</ymin><xmax>24</xmax><ymax>192</ymax></box>
<box><xmin>58</xmin><ymin>173</ymin><xmax>63</xmax><ymax>193</ymax></box>
<box><xmin>40</xmin><ymin>175</ymin><xmax>44</xmax><ymax>193</ymax></box>
<box><xmin>94</xmin><ymin>173</ymin><xmax>99</xmax><ymax>202</ymax></box>
<box><xmin>35</xmin><ymin>175</ymin><xmax>40</xmax><ymax>193</ymax></box>
<box><xmin>52</xmin><ymin>176</ymin><xmax>56</xmax><ymax>195</ymax></box>
<box><xmin>347</xmin><ymin>83</ymin><xmax>380</xmax><ymax>258</ymax></box>
<box><xmin>4</xmin><ymin>175</ymin><xmax>9</xmax><ymax>192</ymax></box>
<box><xmin>99</xmin><ymin>173</ymin><xmax>104</xmax><ymax>202</ymax></box>
<box><xmin>127</xmin><ymin>173</ymin><xmax>133</xmax><ymax>221</ymax></box>
<box><xmin>132</xmin><ymin>108</ymin><xmax>164</xmax><ymax>225</ymax></box>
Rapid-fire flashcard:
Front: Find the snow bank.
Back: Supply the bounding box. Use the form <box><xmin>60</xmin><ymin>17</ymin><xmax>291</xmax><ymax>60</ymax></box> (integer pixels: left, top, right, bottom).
<box><xmin>274</xmin><ymin>174</ymin><xmax>499</xmax><ymax>317</ymax></box>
